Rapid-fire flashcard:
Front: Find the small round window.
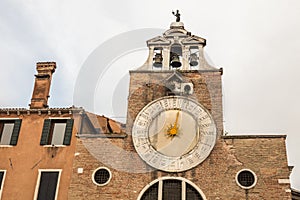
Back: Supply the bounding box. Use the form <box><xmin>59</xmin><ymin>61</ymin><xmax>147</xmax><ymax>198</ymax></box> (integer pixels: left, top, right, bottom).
<box><xmin>92</xmin><ymin>167</ymin><xmax>112</xmax><ymax>186</ymax></box>
<box><xmin>236</xmin><ymin>169</ymin><xmax>257</xmax><ymax>189</ymax></box>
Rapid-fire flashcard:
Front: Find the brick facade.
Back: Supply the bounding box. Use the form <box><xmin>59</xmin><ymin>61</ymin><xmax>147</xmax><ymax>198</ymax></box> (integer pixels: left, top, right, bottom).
<box><xmin>69</xmin><ymin>135</ymin><xmax>291</xmax><ymax>199</ymax></box>
<box><xmin>68</xmin><ymin>70</ymin><xmax>292</xmax><ymax>199</ymax></box>
<box><xmin>126</xmin><ymin>70</ymin><xmax>223</xmax><ymax>138</ymax></box>
<box><xmin>67</xmin><ymin>20</ymin><xmax>293</xmax><ymax>199</ymax></box>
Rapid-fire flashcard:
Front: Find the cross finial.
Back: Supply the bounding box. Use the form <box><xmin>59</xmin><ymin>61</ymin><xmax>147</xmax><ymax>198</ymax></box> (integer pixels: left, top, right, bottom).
<box><xmin>172</xmin><ymin>10</ymin><xmax>180</xmax><ymax>22</ymax></box>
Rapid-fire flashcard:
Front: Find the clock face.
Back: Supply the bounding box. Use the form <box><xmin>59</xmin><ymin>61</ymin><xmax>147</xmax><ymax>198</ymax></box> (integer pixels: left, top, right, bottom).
<box><xmin>132</xmin><ymin>96</ymin><xmax>217</xmax><ymax>172</ymax></box>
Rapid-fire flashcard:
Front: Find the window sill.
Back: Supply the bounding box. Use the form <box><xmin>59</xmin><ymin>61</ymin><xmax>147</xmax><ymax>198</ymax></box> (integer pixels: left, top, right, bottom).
<box><xmin>0</xmin><ymin>145</ymin><xmax>14</xmax><ymax>147</ymax></box>
<box><xmin>42</xmin><ymin>145</ymin><xmax>66</xmax><ymax>148</ymax></box>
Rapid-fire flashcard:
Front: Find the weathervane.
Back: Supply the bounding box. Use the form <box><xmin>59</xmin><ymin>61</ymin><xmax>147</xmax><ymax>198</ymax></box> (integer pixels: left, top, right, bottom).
<box><xmin>172</xmin><ymin>10</ymin><xmax>180</xmax><ymax>22</ymax></box>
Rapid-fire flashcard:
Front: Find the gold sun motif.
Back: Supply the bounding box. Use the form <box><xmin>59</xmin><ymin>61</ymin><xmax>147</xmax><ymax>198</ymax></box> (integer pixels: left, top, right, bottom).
<box><xmin>166</xmin><ymin>111</ymin><xmax>180</xmax><ymax>137</ymax></box>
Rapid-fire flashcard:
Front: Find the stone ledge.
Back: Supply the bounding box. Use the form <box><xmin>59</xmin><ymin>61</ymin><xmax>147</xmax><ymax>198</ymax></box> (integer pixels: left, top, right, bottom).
<box><xmin>222</xmin><ymin>134</ymin><xmax>287</xmax><ymax>139</ymax></box>
<box><xmin>129</xmin><ymin>68</ymin><xmax>223</xmax><ymax>74</ymax></box>
<box><xmin>77</xmin><ymin>133</ymin><xmax>127</xmax><ymax>139</ymax></box>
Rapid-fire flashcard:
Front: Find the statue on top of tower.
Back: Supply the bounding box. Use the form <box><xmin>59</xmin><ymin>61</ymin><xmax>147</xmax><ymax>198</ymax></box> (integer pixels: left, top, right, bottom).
<box><xmin>172</xmin><ymin>10</ymin><xmax>180</xmax><ymax>22</ymax></box>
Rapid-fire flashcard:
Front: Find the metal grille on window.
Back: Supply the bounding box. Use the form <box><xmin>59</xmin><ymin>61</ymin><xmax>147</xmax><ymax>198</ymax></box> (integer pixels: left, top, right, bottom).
<box><xmin>163</xmin><ymin>179</ymin><xmax>182</xmax><ymax>200</ymax></box>
<box><xmin>94</xmin><ymin>168</ymin><xmax>110</xmax><ymax>185</ymax></box>
<box><xmin>237</xmin><ymin>170</ymin><xmax>255</xmax><ymax>187</ymax></box>
<box><xmin>141</xmin><ymin>182</ymin><xmax>158</xmax><ymax>200</ymax></box>
<box><xmin>186</xmin><ymin>182</ymin><xmax>203</xmax><ymax>200</ymax></box>
<box><xmin>139</xmin><ymin>178</ymin><xmax>204</xmax><ymax>200</ymax></box>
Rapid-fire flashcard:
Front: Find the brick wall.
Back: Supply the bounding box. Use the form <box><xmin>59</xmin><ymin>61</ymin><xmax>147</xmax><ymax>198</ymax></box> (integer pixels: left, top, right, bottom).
<box><xmin>69</xmin><ymin>135</ymin><xmax>291</xmax><ymax>199</ymax></box>
<box><xmin>126</xmin><ymin>70</ymin><xmax>223</xmax><ymax>137</ymax></box>
<box><xmin>68</xmin><ymin>70</ymin><xmax>291</xmax><ymax>199</ymax></box>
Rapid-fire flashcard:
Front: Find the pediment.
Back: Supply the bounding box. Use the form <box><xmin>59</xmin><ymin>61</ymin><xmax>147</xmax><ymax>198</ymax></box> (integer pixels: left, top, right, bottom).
<box><xmin>147</xmin><ymin>36</ymin><xmax>171</xmax><ymax>45</ymax></box>
<box><xmin>165</xmin><ymin>71</ymin><xmax>183</xmax><ymax>83</ymax></box>
<box><xmin>181</xmin><ymin>35</ymin><xmax>206</xmax><ymax>46</ymax></box>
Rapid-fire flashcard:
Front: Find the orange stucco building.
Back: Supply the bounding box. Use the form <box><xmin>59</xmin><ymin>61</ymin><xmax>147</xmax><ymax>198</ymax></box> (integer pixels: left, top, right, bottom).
<box><xmin>0</xmin><ymin>62</ymin><xmax>123</xmax><ymax>200</ymax></box>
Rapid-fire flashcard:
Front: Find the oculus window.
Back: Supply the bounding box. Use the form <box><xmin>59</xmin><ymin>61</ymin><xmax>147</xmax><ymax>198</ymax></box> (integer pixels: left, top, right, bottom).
<box><xmin>92</xmin><ymin>167</ymin><xmax>112</xmax><ymax>186</ymax></box>
<box><xmin>236</xmin><ymin>169</ymin><xmax>257</xmax><ymax>189</ymax></box>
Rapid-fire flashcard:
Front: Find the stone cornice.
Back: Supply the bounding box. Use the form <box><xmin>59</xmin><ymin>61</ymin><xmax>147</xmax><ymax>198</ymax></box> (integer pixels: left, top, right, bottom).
<box><xmin>0</xmin><ymin>107</ymin><xmax>84</xmax><ymax>115</ymax></box>
<box><xmin>222</xmin><ymin>134</ymin><xmax>287</xmax><ymax>139</ymax></box>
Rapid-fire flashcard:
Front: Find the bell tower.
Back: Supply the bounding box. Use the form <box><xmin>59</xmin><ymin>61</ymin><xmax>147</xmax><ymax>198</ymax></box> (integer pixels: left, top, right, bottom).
<box><xmin>67</xmin><ymin>12</ymin><xmax>293</xmax><ymax>200</ymax></box>
<box><xmin>140</xmin><ymin>18</ymin><xmax>209</xmax><ymax>71</ymax></box>
<box><xmin>126</xmin><ymin>12</ymin><xmax>224</xmax><ymax>138</ymax></box>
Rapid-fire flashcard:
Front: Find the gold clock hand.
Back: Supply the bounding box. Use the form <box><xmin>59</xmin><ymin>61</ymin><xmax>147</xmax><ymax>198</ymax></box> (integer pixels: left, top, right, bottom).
<box><xmin>167</xmin><ymin>111</ymin><xmax>180</xmax><ymax>136</ymax></box>
<box><xmin>173</xmin><ymin>111</ymin><xmax>180</xmax><ymax>128</ymax></box>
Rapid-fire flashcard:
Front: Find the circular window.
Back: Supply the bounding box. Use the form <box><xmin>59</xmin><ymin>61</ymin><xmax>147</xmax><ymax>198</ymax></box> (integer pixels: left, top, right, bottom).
<box><xmin>92</xmin><ymin>167</ymin><xmax>112</xmax><ymax>186</ymax></box>
<box><xmin>236</xmin><ymin>169</ymin><xmax>257</xmax><ymax>189</ymax></box>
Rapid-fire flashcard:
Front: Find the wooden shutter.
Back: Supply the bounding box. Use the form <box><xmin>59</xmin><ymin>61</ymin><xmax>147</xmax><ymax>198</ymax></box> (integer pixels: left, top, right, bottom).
<box><xmin>10</xmin><ymin>119</ymin><xmax>22</xmax><ymax>146</ymax></box>
<box><xmin>63</xmin><ymin>119</ymin><xmax>74</xmax><ymax>145</ymax></box>
<box><xmin>40</xmin><ymin>119</ymin><xmax>51</xmax><ymax>145</ymax></box>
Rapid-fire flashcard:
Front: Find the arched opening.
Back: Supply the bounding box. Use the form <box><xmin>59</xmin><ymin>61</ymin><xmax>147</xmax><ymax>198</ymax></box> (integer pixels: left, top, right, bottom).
<box><xmin>153</xmin><ymin>47</ymin><xmax>163</xmax><ymax>68</ymax></box>
<box><xmin>189</xmin><ymin>46</ymin><xmax>199</xmax><ymax>69</ymax></box>
<box><xmin>170</xmin><ymin>44</ymin><xmax>182</xmax><ymax>69</ymax></box>
<box><xmin>138</xmin><ymin>177</ymin><xmax>206</xmax><ymax>200</ymax></box>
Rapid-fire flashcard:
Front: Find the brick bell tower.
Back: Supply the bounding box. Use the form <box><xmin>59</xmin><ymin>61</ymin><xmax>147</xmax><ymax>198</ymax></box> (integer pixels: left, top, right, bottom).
<box><xmin>67</xmin><ymin>11</ymin><xmax>292</xmax><ymax>200</ymax></box>
<box><xmin>126</xmin><ymin>11</ymin><xmax>224</xmax><ymax>199</ymax></box>
<box><xmin>65</xmin><ymin>11</ymin><xmax>292</xmax><ymax>200</ymax></box>
<box><xmin>126</xmin><ymin>13</ymin><xmax>223</xmax><ymax>137</ymax></box>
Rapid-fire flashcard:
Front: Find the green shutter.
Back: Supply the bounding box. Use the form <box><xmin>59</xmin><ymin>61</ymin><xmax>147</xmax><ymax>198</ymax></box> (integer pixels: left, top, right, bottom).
<box><xmin>10</xmin><ymin>119</ymin><xmax>22</xmax><ymax>146</ymax></box>
<box><xmin>63</xmin><ymin>119</ymin><xmax>74</xmax><ymax>145</ymax></box>
<box><xmin>40</xmin><ymin>119</ymin><xmax>51</xmax><ymax>145</ymax></box>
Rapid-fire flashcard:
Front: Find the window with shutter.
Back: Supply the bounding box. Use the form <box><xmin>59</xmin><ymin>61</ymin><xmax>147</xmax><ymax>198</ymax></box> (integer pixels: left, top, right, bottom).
<box><xmin>0</xmin><ymin>119</ymin><xmax>22</xmax><ymax>146</ymax></box>
<box><xmin>40</xmin><ymin>119</ymin><xmax>73</xmax><ymax>146</ymax></box>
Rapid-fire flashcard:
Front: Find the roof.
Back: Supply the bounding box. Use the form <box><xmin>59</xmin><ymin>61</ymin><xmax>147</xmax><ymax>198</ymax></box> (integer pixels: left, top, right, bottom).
<box><xmin>0</xmin><ymin>106</ymin><xmax>126</xmax><ymax>138</ymax></box>
<box><xmin>78</xmin><ymin>111</ymin><xmax>126</xmax><ymax>138</ymax></box>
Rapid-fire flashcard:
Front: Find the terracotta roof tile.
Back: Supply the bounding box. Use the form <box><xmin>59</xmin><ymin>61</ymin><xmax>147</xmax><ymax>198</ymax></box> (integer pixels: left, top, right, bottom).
<box><xmin>85</xmin><ymin>112</ymin><xmax>125</xmax><ymax>134</ymax></box>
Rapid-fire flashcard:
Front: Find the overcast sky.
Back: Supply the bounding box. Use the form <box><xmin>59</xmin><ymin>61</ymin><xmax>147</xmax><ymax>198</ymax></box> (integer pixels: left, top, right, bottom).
<box><xmin>0</xmin><ymin>0</ymin><xmax>299</xmax><ymax>189</ymax></box>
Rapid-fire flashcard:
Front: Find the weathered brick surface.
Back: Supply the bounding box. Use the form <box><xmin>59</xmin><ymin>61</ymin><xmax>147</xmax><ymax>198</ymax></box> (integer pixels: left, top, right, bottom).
<box><xmin>68</xmin><ymin>70</ymin><xmax>291</xmax><ymax>199</ymax></box>
<box><xmin>69</xmin><ymin>136</ymin><xmax>291</xmax><ymax>199</ymax></box>
<box><xmin>126</xmin><ymin>70</ymin><xmax>223</xmax><ymax>138</ymax></box>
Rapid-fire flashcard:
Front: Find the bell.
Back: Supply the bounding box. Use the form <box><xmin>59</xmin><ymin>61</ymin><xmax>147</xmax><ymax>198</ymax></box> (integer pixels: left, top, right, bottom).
<box><xmin>153</xmin><ymin>53</ymin><xmax>163</xmax><ymax>67</ymax></box>
<box><xmin>170</xmin><ymin>54</ymin><xmax>181</xmax><ymax>68</ymax></box>
<box><xmin>189</xmin><ymin>53</ymin><xmax>198</xmax><ymax>66</ymax></box>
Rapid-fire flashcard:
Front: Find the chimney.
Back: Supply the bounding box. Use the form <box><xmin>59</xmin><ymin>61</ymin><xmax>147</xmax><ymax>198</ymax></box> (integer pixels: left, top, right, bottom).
<box><xmin>29</xmin><ymin>62</ymin><xmax>56</xmax><ymax>109</ymax></box>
